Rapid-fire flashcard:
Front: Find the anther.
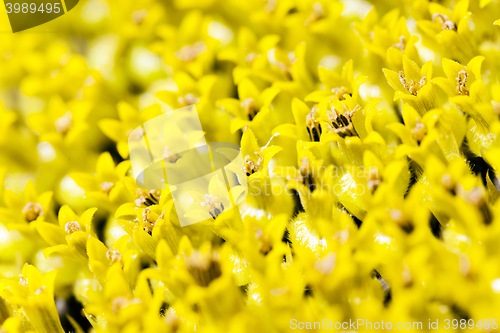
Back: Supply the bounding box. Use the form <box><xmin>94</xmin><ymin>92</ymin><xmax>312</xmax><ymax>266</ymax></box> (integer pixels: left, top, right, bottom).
<box><xmin>411</xmin><ymin>118</ymin><xmax>426</xmax><ymax>144</ymax></box>
<box><xmin>201</xmin><ymin>194</ymin><xmax>224</xmax><ymax>219</ymax></box>
<box><xmin>65</xmin><ymin>221</ymin><xmax>81</xmax><ymax>234</ymax></box>
<box><xmin>22</xmin><ymin>202</ymin><xmax>44</xmax><ymax>222</ymax></box>
<box><xmin>457</xmin><ymin>70</ymin><xmax>469</xmax><ymax>96</ymax></box>
<box><xmin>241</xmin><ymin>98</ymin><xmax>258</xmax><ymax>120</ymax></box>
<box><xmin>399</xmin><ymin>72</ymin><xmax>426</xmax><ymax>96</ymax></box>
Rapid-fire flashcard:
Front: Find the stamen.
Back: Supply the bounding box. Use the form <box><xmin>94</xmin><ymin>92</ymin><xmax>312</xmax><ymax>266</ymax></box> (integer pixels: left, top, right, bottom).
<box><xmin>462</xmin><ymin>187</ymin><xmax>492</xmax><ymax>225</ymax></box>
<box><xmin>393</xmin><ymin>36</ymin><xmax>406</xmax><ymax>52</ymax></box>
<box><xmin>177</xmin><ymin>93</ymin><xmax>200</xmax><ymax>107</ymax></box>
<box><xmin>111</xmin><ymin>297</ymin><xmax>130</xmax><ymax>314</ymax></box>
<box><xmin>135</xmin><ymin>189</ymin><xmax>161</xmax><ymax>206</ymax></box>
<box><xmin>35</xmin><ymin>286</ymin><xmax>45</xmax><ymax>295</ymax></box>
<box><xmin>330</xmin><ymin>86</ymin><xmax>351</xmax><ymax>101</ymax></box>
<box><xmin>432</xmin><ymin>13</ymin><xmax>457</xmax><ymax>31</ymax></box>
<box><xmin>163</xmin><ymin>147</ymin><xmax>181</xmax><ymax>163</ymax></box>
<box><xmin>107</xmin><ymin>250</ymin><xmax>122</xmax><ymax>264</ymax></box>
<box><xmin>255</xmin><ymin>228</ymin><xmax>272</xmax><ymax>255</ymax></box>
<box><xmin>201</xmin><ymin>194</ymin><xmax>224</xmax><ymax>218</ymax></box>
<box><xmin>314</xmin><ymin>253</ymin><xmax>336</xmax><ymax>275</ymax></box>
<box><xmin>185</xmin><ymin>250</ymin><xmax>222</xmax><ymax>287</ymax></box>
<box><xmin>245</xmin><ymin>52</ymin><xmax>258</xmax><ymax>63</ymax></box>
<box><xmin>411</xmin><ymin>118</ymin><xmax>426</xmax><ymax>144</ymax></box>
<box><xmin>55</xmin><ymin>112</ymin><xmax>72</xmax><ymax>135</ymax></box>
<box><xmin>65</xmin><ymin>221</ymin><xmax>81</xmax><ymax>234</ymax></box>
<box><xmin>367</xmin><ymin>167</ymin><xmax>381</xmax><ymax>194</ymax></box>
<box><xmin>142</xmin><ymin>207</ymin><xmax>156</xmax><ymax>234</ymax></box>
<box><xmin>399</xmin><ymin>72</ymin><xmax>426</xmax><ymax>96</ymax></box>
<box><xmin>175</xmin><ymin>41</ymin><xmax>206</xmax><ymax>62</ymax></box>
<box><xmin>305</xmin><ymin>2</ymin><xmax>324</xmax><ymax>26</ymax></box>
<box><xmin>100</xmin><ymin>182</ymin><xmax>115</xmax><ymax>195</ymax></box>
<box><xmin>327</xmin><ymin>105</ymin><xmax>358</xmax><ymax>138</ymax></box>
<box><xmin>242</xmin><ymin>153</ymin><xmax>263</xmax><ymax>176</ymax></box>
<box><xmin>457</xmin><ymin>70</ymin><xmax>469</xmax><ymax>96</ymax></box>
<box><xmin>126</xmin><ymin>127</ymin><xmax>145</xmax><ymax>140</ymax></box>
<box><xmin>390</xmin><ymin>209</ymin><xmax>414</xmax><ymax>233</ymax></box>
<box><xmin>131</xmin><ymin>9</ymin><xmax>148</xmax><ymax>25</ymax></box>
<box><xmin>22</xmin><ymin>202</ymin><xmax>44</xmax><ymax>222</ymax></box>
<box><xmin>306</xmin><ymin>106</ymin><xmax>322</xmax><ymax>141</ymax></box>
<box><xmin>19</xmin><ymin>274</ymin><xmax>28</xmax><ymax>287</ymax></box>
<box><xmin>441</xmin><ymin>174</ymin><xmax>456</xmax><ymax>194</ymax></box>
<box><xmin>241</xmin><ymin>98</ymin><xmax>258</xmax><ymax>120</ymax></box>
<box><xmin>165</xmin><ymin>309</ymin><xmax>180</xmax><ymax>330</ymax></box>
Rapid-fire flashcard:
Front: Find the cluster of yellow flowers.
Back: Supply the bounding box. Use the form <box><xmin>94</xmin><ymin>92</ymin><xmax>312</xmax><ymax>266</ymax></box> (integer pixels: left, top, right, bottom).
<box><xmin>1</xmin><ymin>0</ymin><xmax>500</xmax><ymax>332</ymax></box>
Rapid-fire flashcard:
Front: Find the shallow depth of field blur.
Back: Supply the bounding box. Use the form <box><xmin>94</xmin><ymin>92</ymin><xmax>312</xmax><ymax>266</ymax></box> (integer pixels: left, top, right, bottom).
<box><xmin>1</xmin><ymin>0</ymin><xmax>500</xmax><ymax>332</ymax></box>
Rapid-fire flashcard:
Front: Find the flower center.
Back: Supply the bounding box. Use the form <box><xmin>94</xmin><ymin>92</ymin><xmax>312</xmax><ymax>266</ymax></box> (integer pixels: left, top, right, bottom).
<box><xmin>327</xmin><ymin>105</ymin><xmax>358</xmax><ymax>138</ymax></box>
<box><xmin>19</xmin><ymin>274</ymin><xmax>28</xmax><ymax>287</ymax></box>
<box><xmin>245</xmin><ymin>52</ymin><xmax>258</xmax><ymax>63</ymax></box>
<box><xmin>135</xmin><ymin>189</ymin><xmax>161</xmax><ymax>206</ymax></box>
<box><xmin>390</xmin><ymin>209</ymin><xmax>414</xmax><ymax>233</ymax></box>
<box><xmin>175</xmin><ymin>41</ymin><xmax>206</xmax><ymax>62</ymax></box>
<box><xmin>242</xmin><ymin>153</ymin><xmax>263</xmax><ymax>176</ymax></box>
<box><xmin>461</xmin><ymin>187</ymin><xmax>492</xmax><ymax>225</ymax></box>
<box><xmin>306</xmin><ymin>106</ymin><xmax>322</xmax><ymax>141</ymax></box>
<box><xmin>132</xmin><ymin>9</ymin><xmax>148</xmax><ymax>25</ymax></box>
<box><xmin>177</xmin><ymin>93</ymin><xmax>200</xmax><ymax>107</ymax></box>
<box><xmin>331</xmin><ymin>86</ymin><xmax>351</xmax><ymax>101</ymax></box>
<box><xmin>399</xmin><ymin>72</ymin><xmax>426</xmax><ymax>96</ymax></box>
<box><xmin>22</xmin><ymin>202</ymin><xmax>44</xmax><ymax>222</ymax></box>
<box><xmin>107</xmin><ymin>250</ymin><xmax>122</xmax><ymax>264</ymax></box>
<box><xmin>411</xmin><ymin>118</ymin><xmax>426</xmax><ymax>143</ymax></box>
<box><xmin>126</xmin><ymin>127</ymin><xmax>145</xmax><ymax>140</ymax></box>
<box><xmin>305</xmin><ymin>2</ymin><xmax>324</xmax><ymax>26</ymax></box>
<box><xmin>241</xmin><ymin>98</ymin><xmax>258</xmax><ymax>120</ymax></box>
<box><xmin>55</xmin><ymin>112</ymin><xmax>72</xmax><ymax>135</ymax></box>
<box><xmin>393</xmin><ymin>36</ymin><xmax>406</xmax><ymax>52</ymax></box>
<box><xmin>367</xmin><ymin>167</ymin><xmax>381</xmax><ymax>194</ymax></box>
<box><xmin>163</xmin><ymin>146</ymin><xmax>181</xmax><ymax>163</ymax></box>
<box><xmin>457</xmin><ymin>70</ymin><xmax>469</xmax><ymax>96</ymax></box>
<box><xmin>255</xmin><ymin>228</ymin><xmax>272</xmax><ymax>255</ymax></box>
<box><xmin>432</xmin><ymin>13</ymin><xmax>457</xmax><ymax>31</ymax></box>
<box><xmin>142</xmin><ymin>207</ymin><xmax>156</xmax><ymax>234</ymax></box>
<box><xmin>65</xmin><ymin>221</ymin><xmax>81</xmax><ymax>234</ymax></box>
<box><xmin>100</xmin><ymin>182</ymin><xmax>115</xmax><ymax>195</ymax></box>
<box><xmin>201</xmin><ymin>194</ymin><xmax>224</xmax><ymax>218</ymax></box>
<box><xmin>185</xmin><ymin>250</ymin><xmax>222</xmax><ymax>287</ymax></box>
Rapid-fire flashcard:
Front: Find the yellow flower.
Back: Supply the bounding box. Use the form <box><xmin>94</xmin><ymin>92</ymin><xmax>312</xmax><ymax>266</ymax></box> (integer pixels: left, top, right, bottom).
<box><xmin>434</xmin><ymin>56</ymin><xmax>498</xmax><ymax>157</ymax></box>
<box><xmin>70</xmin><ymin>152</ymin><xmax>131</xmax><ymax>209</ymax></box>
<box><xmin>383</xmin><ymin>56</ymin><xmax>438</xmax><ymax>115</ymax></box>
<box><xmin>99</xmin><ymin>102</ymin><xmax>163</xmax><ymax>158</ymax></box>
<box><xmin>387</xmin><ymin>104</ymin><xmax>467</xmax><ymax>166</ymax></box>
<box><xmin>217</xmin><ymin>78</ymin><xmax>281</xmax><ymax>137</ymax></box>
<box><xmin>0</xmin><ymin>181</ymin><xmax>54</xmax><ymax>231</ymax></box>
<box><xmin>355</xmin><ymin>8</ymin><xmax>421</xmax><ymax>71</ymax></box>
<box><xmin>305</xmin><ymin>60</ymin><xmax>367</xmax><ymax>104</ymax></box>
<box><xmin>152</xmin><ymin>11</ymin><xmax>219</xmax><ymax>78</ymax></box>
<box><xmin>238</xmin><ymin>128</ymin><xmax>293</xmax><ymax>219</ymax></box>
<box><xmin>35</xmin><ymin>205</ymin><xmax>98</xmax><ymax>261</ymax></box>
<box><xmin>27</xmin><ymin>96</ymin><xmax>92</xmax><ymax>147</ymax></box>
<box><xmin>0</xmin><ymin>265</ymin><xmax>64</xmax><ymax>333</ymax></box>
<box><xmin>417</xmin><ymin>0</ymin><xmax>477</xmax><ymax>64</ymax></box>
<box><xmin>217</xmin><ymin>28</ymin><xmax>284</xmax><ymax>84</ymax></box>
<box><xmin>156</xmin><ymin>72</ymin><xmax>218</xmax><ymax>110</ymax></box>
